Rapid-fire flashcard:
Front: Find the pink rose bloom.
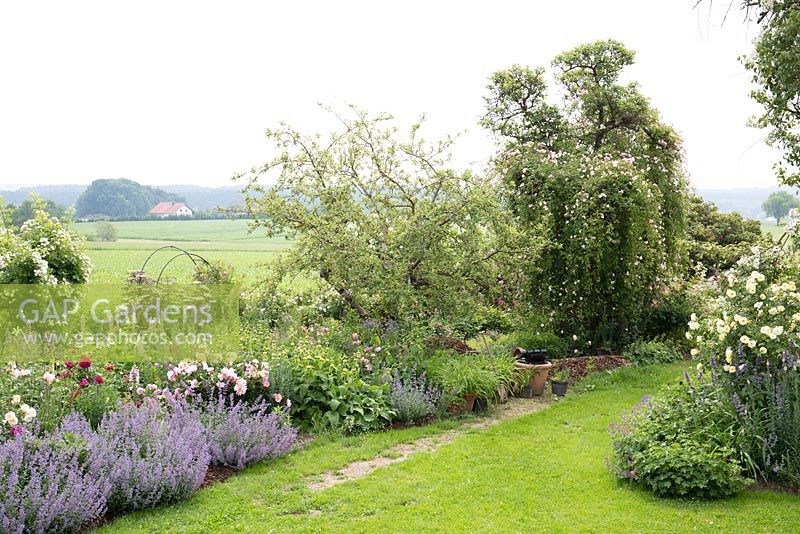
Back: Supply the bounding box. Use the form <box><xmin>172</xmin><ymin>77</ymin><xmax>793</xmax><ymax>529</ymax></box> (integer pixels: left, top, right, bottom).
<box><xmin>272</xmin><ymin>393</ymin><xmax>282</xmax><ymax>403</ymax></box>
<box><xmin>234</xmin><ymin>378</ymin><xmax>247</xmax><ymax>396</ymax></box>
<box><xmin>78</xmin><ymin>360</ymin><xmax>91</xmax><ymax>369</ymax></box>
<box><xmin>65</xmin><ymin>361</ymin><xmax>74</xmax><ymax>369</ymax></box>
<box><xmin>136</xmin><ymin>387</ymin><xmax>146</xmax><ymax>395</ymax></box>
<box><xmin>79</xmin><ymin>378</ymin><xmax>89</xmax><ymax>388</ymax></box>
<box><xmin>94</xmin><ymin>376</ymin><xmax>103</xmax><ymax>384</ymax></box>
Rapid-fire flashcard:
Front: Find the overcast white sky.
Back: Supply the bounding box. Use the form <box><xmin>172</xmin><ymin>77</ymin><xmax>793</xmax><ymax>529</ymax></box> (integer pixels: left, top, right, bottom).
<box><xmin>0</xmin><ymin>0</ymin><xmax>782</xmax><ymax>190</ymax></box>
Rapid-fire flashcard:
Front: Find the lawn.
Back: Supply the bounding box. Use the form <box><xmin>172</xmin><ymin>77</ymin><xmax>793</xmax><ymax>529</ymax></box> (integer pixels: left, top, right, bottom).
<box><xmin>99</xmin><ymin>363</ymin><xmax>800</xmax><ymax>534</ymax></box>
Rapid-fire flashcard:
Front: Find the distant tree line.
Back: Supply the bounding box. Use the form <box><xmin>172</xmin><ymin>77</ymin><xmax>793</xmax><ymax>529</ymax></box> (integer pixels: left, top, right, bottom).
<box><xmin>75</xmin><ymin>178</ymin><xmax>185</xmax><ymax>218</ymax></box>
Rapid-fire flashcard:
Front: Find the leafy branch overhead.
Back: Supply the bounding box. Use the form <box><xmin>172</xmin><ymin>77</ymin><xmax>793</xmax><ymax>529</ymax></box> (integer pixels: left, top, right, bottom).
<box><xmin>240</xmin><ymin>105</ymin><xmax>535</xmax><ymax>322</ymax></box>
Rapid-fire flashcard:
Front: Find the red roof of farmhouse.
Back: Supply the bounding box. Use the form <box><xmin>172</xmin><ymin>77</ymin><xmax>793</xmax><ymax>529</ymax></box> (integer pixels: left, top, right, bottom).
<box><xmin>148</xmin><ymin>202</ymin><xmax>190</xmax><ymax>215</ymax></box>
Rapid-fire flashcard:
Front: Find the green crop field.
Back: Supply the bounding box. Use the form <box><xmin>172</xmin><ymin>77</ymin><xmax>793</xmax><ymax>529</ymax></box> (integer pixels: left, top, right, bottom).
<box><xmin>72</xmin><ymin>219</ymin><xmax>293</xmax><ymax>283</ymax></box>
<box><xmin>71</xmin><ymin>219</ymin><xmax>288</xmax><ymax>244</ymax></box>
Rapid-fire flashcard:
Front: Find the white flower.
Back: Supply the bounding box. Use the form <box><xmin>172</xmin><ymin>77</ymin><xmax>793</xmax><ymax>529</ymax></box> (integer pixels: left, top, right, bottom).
<box><xmin>11</xmin><ymin>395</ymin><xmax>20</xmax><ymax>405</ymax></box>
<box><xmin>725</xmin><ymin>347</ymin><xmax>733</xmax><ymax>363</ymax></box>
<box><xmin>4</xmin><ymin>412</ymin><xmax>18</xmax><ymax>426</ymax></box>
<box><xmin>690</xmin><ymin>348</ymin><xmax>699</xmax><ymax>356</ymax></box>
<box><xmin>42</xmin><ymin>372</ymin><xmax>56</xmax><ymax>384</ymax></box>
<box><xmin>234</xmin><ymin>378</ymin><xmax>247</xmax><ymax>396</ymax></box>
<box><xmin>19</xmin><ymin>404</ymin><xmax>36</xmax><ymax>422</ymax></box>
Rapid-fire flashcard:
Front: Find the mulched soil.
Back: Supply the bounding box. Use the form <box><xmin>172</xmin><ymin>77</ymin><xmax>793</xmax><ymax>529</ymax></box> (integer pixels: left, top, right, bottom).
<box><xmin>199</xmin><ymin>464</ymin><xmax>239</xmax><ymax>490</ymax></box>
<box><xmin>551</xmin><ymin>355</ymin><xmax>630</xmax><ymax>383</ymax></box>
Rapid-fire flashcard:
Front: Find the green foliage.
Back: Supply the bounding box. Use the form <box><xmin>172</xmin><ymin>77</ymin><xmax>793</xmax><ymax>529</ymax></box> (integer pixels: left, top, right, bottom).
<box><xmin>483</xmin><ymin>40</ymin><xmax>687</xmax><ymax>349</ymax></box>
<box><xmin>194</xmin><ymin>259</ymin><xmax>237</xmax><ymax>285</ymax></box>
<box><xmin>75</xmin><ymin>178</ymin><xmax>184</xmax><ymax>218</ymax></box>
<box><xmin>622</xmin><ymin>340</ymin><xmax>683</xmax><ymax>366</ymax></box>
<box><xmin>0</xmin><ymin>201</ymin><xmax>92</xmax><ymax>284</ymax></box>
<box><xmin>72</xmin><ymin>383</ymin><xmax>122</xmax><ymax>428</ymax></box>
<box><xmin>633</xmin><ymin>440</ymin><xmax>746</xmax><ymax>499</ymax></box>
<box><xmin>550</xmin><ymin>368</ymin><xmax>570</xmax><ymax>382</ymax></box>
<box><xmin>426</xmin><ymin>353</ymin><xmax>502</xmax><ymax>402</ymax></box>
<box><xmin>741</xmin><ymin>1</ymin><xmax>800</xmax><ymax>185</ymax></box>
<box><xmin>689</xmin><ymin>239</ymin><xmax>800</xmax><ymax>485</ymax></box>
<box><xmin>93</xmin><ymin>221</ymin><xmax>118</xmax><ymax>242</ymax></box>
<box><xmin>270</xmin><ymin>337</ymin><xmax>395</xmax><ymax>433</ymax></box>
<box><xmin>637</xmin><ymin>290</ymin><xmax>694</xmax><ymax>346</ymax></box>
<box><xmin>762</xmin><ymin>190</ymin><xmax>800</xmax><ymax>223</ymax></box>
<box><xmin>610</xmin><ymin>383</ymin><xmax>748</xmax><ymax>499</ymax></box>
<box><xmin>684</xmin><ymin>194</ymin><xmax>767</xmax><ymax>274</ymax></box>
<box><xmin>240</xmin><ymin>105</ymin><xmax>535</xmax><ymax>329</ymax></box>
<box><xmin>7</xmin><ymin>197</ymin><xmax>70</xmax><ymax>227</ymax></box>
<box><xmin>508</xmin><ymin>330</ymin><xmax>567</xmax><ymax>359</ymax></box>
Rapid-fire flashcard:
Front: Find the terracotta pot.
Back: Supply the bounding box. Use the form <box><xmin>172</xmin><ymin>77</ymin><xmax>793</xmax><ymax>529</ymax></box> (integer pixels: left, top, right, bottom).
<box><xmin>514</xmin><ymin>361</ymin><xmax>553</xmax><ymax>396</ymax></box>
<box><xmin>462</xmin><ymin>393</ymin><xmax>477</xmax><ymax>412</ymax></box>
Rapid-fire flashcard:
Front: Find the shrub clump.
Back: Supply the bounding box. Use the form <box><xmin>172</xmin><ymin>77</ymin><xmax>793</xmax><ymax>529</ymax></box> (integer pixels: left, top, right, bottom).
<box><xmin>609</xmin><ymin>386</ymin><xmax>748</xmax><ymax>499</ymax></box>
<box><xmin>0</xmin><ymin>413</ymin><xmax>110</xmax><ymax>534</ymax></box>
<box><xmin>200</xmin><ymin>395</ymin><xmax>297</xmax><ymax>470</ymax></box>
<box><xmin>96</xmin><ymin>398</ymin><xmax>208</xmax><ymax>513</ymax></box>
<box><xmin>389</xmin><ymin>373</ymin><xmax>443</xmax><ymax>423</ymax></box>
<box><xmin>622</xmin><ymin>340</ymin><xmax>683</xmax><ymax>366</ymax></box>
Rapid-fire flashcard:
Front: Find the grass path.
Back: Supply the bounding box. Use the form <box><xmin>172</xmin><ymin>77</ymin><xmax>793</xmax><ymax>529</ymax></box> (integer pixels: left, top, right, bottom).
<box><xmin>100</xmin><ymin>364</ymin><xmax>800</xmax><ymax>533</ymax></box>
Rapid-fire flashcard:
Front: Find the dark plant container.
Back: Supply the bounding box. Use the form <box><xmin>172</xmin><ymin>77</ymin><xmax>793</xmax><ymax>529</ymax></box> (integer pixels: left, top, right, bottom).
<box><xmin>551</xmin><ymin>380</ymin><xmax>568</xmax><ymax>397</ymax></box>
<box><xmin>522</xmin><ymin>386</ymin><xmax>535</xmax><ymax>398</ymax></box>
<box><xmin>473</xmin><ymin>397</ymin><xmax>488</xmax><ymax>412</ymax></box>
<box><xmin>515</xmin><ymin>348</ymin><xmax>549</xmax><ymax>365</ymax></box>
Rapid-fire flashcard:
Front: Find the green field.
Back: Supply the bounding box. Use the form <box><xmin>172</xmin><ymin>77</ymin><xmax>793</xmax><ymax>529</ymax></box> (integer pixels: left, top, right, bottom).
<box><xmin>72</xmin><ymin>220</ymin><xmax>292</xmax><ymax>283</ymax></box>
<box><xmin>761</xmin><ymin>221</ymin><xmax>787</xmax><ymax>240</ymax></box>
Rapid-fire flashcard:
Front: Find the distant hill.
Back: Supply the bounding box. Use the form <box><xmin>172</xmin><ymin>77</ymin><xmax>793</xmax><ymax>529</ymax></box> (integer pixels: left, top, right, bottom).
<box><xmin>161</xmin><ymin>185</ymin><xmax>245</xmax><ymax>210</ymax></box>
<box><xmin>75</xmin><ymin>179</ymin><xmax>185</xmax><ymax>218</ymax></box>
<box><xmin>697</xmin><ymin>187</ymin><xmax>799</xmax><ymax>220</ymax></box>
<box><xmin>0</xmin><ymin>184</ymin><xmax>85</xmax><ymax>206</ymax></box>
<box><xmin>0</xmin><ymin>182</ymin><xmax>245</xmax><ymax>212</ymax></box>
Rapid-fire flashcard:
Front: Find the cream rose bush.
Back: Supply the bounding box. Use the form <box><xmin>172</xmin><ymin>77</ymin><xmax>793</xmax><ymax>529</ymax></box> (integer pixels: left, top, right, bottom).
<box><xmin>688</xmin><ymin>242</ymin><xmax>800</xmax><ymax>372</ymax></box>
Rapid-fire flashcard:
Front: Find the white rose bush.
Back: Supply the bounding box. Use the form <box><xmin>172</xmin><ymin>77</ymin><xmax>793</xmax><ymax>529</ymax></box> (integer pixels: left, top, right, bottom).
<box><xmin>687</xmin><ymin>239</ymin><xmax>800</xmax><ymax>486</ymax></box>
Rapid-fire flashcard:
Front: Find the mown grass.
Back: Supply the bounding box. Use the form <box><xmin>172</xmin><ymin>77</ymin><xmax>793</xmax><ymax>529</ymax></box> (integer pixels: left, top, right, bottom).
<box><xmin>99</xmin><ymin>363</ymin><xmax>800</xmax><ymax>533</ymax></box>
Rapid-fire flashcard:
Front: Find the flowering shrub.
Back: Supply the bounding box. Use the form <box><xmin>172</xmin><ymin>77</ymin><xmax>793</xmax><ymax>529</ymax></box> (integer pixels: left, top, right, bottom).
<box><xmin>96</xmin><ymin>398</ymin><xmax>208</xmax><ymax>513</ymax></box>
<box><xmin>0</xmin><ymin>206</ymin><xmax>91</xmax><ymax>284</ymax></box>
<box><xmin>389</xmin><ymin>372</ymin><xmax>443</xmax><ymax>423</ymax></box>
<box><xmin>0</xmin><ymin>413</ymin><xmax>111</xmax><ymax>533</ymax></box>
<box><xmin>484</xmin><ymin>41</ymin><xmax>686</xmax><ymax>349</ymax></box>
<box><xmin>687</xmin><ymin>241</ymin><xmax>800</xmax><ymax>486</ymax></box>
<box><xmin>199</xmin><ymin>395</ymin><xmax>297</xmax><ymax>469</ymax></box>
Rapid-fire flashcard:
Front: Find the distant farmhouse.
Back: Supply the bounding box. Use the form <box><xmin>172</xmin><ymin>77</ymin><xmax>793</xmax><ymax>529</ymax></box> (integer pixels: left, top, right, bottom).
<box><xmin>148</xmin><ymin>201</ymin><xmax>193</xmax><ymax>218</ymax></box>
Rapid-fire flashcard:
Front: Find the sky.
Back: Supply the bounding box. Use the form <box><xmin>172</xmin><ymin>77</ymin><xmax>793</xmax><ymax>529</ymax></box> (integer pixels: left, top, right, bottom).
<box><xmin>0</xmin><ymin>0</ymin><xmax>783</xmax><ymax>190</ymax></box>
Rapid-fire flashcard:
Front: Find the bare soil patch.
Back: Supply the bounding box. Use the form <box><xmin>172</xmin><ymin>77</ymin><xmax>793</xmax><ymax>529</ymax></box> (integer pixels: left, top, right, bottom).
<box><xmin>307</xmin><ymin>397</ymin><xmax>552</xmax><ymax>491</ymax></box>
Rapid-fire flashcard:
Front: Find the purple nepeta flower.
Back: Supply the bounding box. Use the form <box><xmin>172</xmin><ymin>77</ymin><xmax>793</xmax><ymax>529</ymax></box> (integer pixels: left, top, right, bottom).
<box><xmin>199</xmin><ymin>394</ymin><xmax>297</xmax><ymax>470</ymax></box>
<box><xmin>95</xmin><ymin>397</ymin><xmax>208</xmax><ymax>514</ymax></box>
<box><xmin>0</xmin><ymin>412</ymin><xmax>111</xmax><ymax>534</ymax></box>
